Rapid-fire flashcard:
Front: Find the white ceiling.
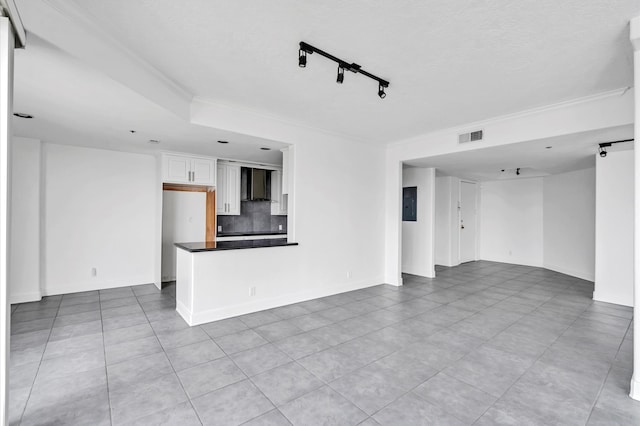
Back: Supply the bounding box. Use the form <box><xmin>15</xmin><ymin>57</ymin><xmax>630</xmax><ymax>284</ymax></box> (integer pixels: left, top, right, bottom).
<box><xmin>404</xmin><ymin>125</ymin><xmax>634</xmax><ymax>181</ymax></box>
<box><xmin>9</xmin><ymin>0</ymin><xmax>640</xmax><ymax>167</ymax></box>
<box><xmin>12</xmin><ymin>36</ymin><xmax>287</xmax><ymax>164</ymax></box>
<box><xmin>63</xmin><ymin>0</ymin><xmax>639</xmax><ymax>143</ymax></box>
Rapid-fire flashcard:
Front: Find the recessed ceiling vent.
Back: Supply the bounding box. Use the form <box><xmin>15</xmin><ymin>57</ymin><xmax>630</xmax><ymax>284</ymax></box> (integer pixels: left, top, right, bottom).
<box><xmin>458</xmin><ymin>130</ymin><xmax>483</xmax><ymax>144</ymax></box>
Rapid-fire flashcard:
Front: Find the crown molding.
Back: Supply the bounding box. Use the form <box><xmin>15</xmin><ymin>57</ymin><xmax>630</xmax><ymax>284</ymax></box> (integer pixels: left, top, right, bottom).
<box><xmin>0</xmin><ymin>0</ymin><xmax>25</xmax><ymax>48</ymax></box>
<box><xmin>389</xmin><ymin>87</ymin><xmax>632</xmax><ymax>148</ymax></box>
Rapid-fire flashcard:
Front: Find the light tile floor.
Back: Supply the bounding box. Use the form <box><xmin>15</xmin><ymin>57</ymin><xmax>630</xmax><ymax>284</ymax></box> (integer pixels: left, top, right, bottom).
<box><xmin>8</xmin><ymin>261</ymin><xmax>640</xmax><ymax>425</ymax></box>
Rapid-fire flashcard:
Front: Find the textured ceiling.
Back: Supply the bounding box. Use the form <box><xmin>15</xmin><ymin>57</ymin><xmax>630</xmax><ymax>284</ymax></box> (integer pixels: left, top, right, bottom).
<box><xmin>12</xmin><ymin>36</ymin><xmax>287</xmax><ymax>164</ymax></box>
<box><xmin>404</xmin><ymin>125</ymin><xmax>634</xmax><ymax>181</ymax></box>
<box><xmin>64</xmin><ymin>0</ymin><xmax>639</xmax><ymax>143</ymax></box>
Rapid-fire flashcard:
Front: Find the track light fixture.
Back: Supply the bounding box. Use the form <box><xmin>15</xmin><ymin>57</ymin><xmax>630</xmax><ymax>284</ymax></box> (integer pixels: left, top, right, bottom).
<box><xmin>597</xmin><ymin>139</ymin><xmax>634</xmax><ymax>159</ymax></box>
<box><xmin>378</xmin><ymin>83</ymin><xmax>386</xmax><ymax>99</ymax></box>
<box><xmin>298</xmin><ymin>41</ymin><xmax>390</xmax><ymax>99</ymax></box>
<box><xmin>298</xmin><ymin>49</ymin><xmax>307</xmax><ymax>68</ymax></box>
<box><xmin>599</xmin><ymin>146</ymin><xmax>607</xmax><ymax>158</ymax></box>
<box><xmin>336</xmin><ymin>66</ymin><xmax>344</xmax><ymax>84</ymax></box>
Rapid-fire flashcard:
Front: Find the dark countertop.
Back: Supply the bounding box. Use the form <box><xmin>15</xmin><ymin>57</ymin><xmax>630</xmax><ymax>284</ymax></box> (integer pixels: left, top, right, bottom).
<box><xmin>175</xmin><ymin>238</ymin><xmax>298</xmax><ymax>252</ymax></box>
<box><xmin>216</xmin><ymin>231</ymin><xmax>288</xmax><ymax>237</ymax></box>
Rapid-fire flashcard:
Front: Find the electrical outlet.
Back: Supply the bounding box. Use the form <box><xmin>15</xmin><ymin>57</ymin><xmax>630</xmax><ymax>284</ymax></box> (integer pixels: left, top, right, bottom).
<box><xmin>278</xmin><ymin>224</ymin><xmax>282</xmax><ymax>231</ymax></box>
<box><xmin>250</xmin><ymin>286</ymin><xmax>256</xmax><ymax>296</ymax></box>
<box><xmin>91</xmin><ymin>267</ymin><xmax>97</xmax><ymax>277</ymax></box>
<box><xmin>218</xmin><ymin>225</ymin><xmax>222</xmax><ymax>232</ymax></box>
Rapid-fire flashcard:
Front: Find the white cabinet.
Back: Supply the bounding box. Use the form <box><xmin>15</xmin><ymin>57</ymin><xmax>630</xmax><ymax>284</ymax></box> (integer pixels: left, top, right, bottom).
<box><xmin>270</xmin><ymin>169</ymin><xmax>287</xmax><ymax>216</ymax></box>
<box><xmin>162</xmin><ymin>154</ymin><xmax>216</xmax><ymax>186</ymax></box>
<box><xmin>217</xmin><ymin>162</ymin><xmax>241</xmax><ymax>215</ymax></box>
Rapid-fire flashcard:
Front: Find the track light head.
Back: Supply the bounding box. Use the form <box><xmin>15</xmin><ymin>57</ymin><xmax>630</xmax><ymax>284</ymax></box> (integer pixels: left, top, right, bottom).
<box><xmin>336</xmin><ymin>66</ymin><xmax>344</xmax><ymax>84</ymax></box>
<box><xmin>599</xmin><ymin>146</ymin><xmax>607</xmax><ymax>158</ymax></box>
<box><xmin>516</xmin><ymin>168</ymin><xmax>521</xmax><ymax>176</ymax></box>
<box><xmin>298</xmin><ymin>49</ymin><xmax>307</xmax><ymax>68</ymax></box>
<box><xmin>378</xmin><ymin>84</ymin><xmax>386</xmax><ymax>99</ymax></box>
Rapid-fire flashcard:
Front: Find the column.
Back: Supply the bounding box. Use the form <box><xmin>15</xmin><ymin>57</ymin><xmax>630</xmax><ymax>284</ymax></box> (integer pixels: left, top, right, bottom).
<box><xmin>0</xmin><ymin>14</ymin><xmax>15</xmax><ymax>425</ymax></box>
<box><xmin>630</xmin><ymin>15</ymin><xmax>640</xmax><ymax>401</ymax></box>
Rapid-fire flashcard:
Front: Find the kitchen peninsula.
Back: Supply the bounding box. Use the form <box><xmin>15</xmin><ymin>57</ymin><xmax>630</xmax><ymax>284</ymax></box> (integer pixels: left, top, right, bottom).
<box><xmin>174</xmin><ymin>238</ymin><xmax>298</xmax><ymax>325</ymax></box>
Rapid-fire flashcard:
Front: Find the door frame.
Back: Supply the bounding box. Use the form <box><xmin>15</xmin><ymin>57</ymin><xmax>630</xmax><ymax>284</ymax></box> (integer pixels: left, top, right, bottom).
<box><xmin>458</xmin><ymin>180</ymin><xmax>479</xmax><ymax>263</ymax></box>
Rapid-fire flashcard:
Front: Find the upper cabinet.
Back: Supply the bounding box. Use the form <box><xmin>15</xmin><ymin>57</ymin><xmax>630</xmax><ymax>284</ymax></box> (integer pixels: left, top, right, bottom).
<box><xmin>217</xmin><ymin>162</ymin><xmax>241</xmax><ymax>215</ymax></box>
<box><xmin>270</xmin><ymin>169</ymin><xmax>287</xmax><ymax>216</ymax></box>
<box><xmin>162</xmin><ymin>154</ymin><xmax>216</xmax><ymax>186</ymax></box>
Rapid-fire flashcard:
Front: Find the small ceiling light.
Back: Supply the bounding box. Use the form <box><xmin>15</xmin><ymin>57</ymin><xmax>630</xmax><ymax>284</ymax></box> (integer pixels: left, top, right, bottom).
<box><xmin>13</xmin><ymin>112</ymin><xmax>33</xmax><ymax>119</ymax></box>
<box><xmin>378</xmin><ymin>84</ymin><xmax>386</xmax><ymax>99</ymax></box>
<box><xmin>260</xmin><ymin>147</ymin><xmax>271</xmax><ymax>151</ymax></box>
<box><xmin>148</xmin><ymin>139</ymin><xmax>160</xmax><ymax>144</ymax></box>
<box><xmin>599</xmin><ymin>146</ymin><xmax>607</xmax><ymax>158</ymax></box>
<box><xmin>545</xmin><ymin>146</ymin><xmax>552</xmax><ymax>149</ymax></box>
<box><xmin>336</xmin><ymin>66</ymin><xmax>344</xmax><ymax>84</ymax></box>
<box><xmin>129</xmin><ymin>130</ymin><xmax>136</xmax><ymax>134</ymax></box>
<box><xmin>298</xmin><ymin>49</ymin><xmax>307</xmax><ymax>68</ymax></box>
<box><xmin>217</xmin><ymin>140</ymin><xmax>229</xmax><ymax>144</ymax></box>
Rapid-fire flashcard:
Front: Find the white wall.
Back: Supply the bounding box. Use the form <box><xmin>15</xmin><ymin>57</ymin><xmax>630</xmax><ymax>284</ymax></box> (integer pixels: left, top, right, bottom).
<box><xmin>594</xmin><ymin>149</ymin><xmax>634</xmax><ymax>306</ymax></box>
<box><xmin>402</xmin><ymin>167</ymin><xmax>435</xmax><ymax>278</ymax></box>
<box><xmin>434</xmin><ymin>176</ymin><xmax>459</xmax><ymax>267</ymax></box>
<box><xmin>385</xmin><ymin>89</ymin><xmax>634</xmax><ymax>285</ymax></box>
<box><xmin>44</xmin><ymin>143</ymin><xmax>157</xmax><ymax>295</ymax></box>
<box><xmin>192</xmin><ymin>101</ymin><xmax>386</xmax><ymax>299</ymax></box>
<box><xmin>161</xmin><ymin>190</ymin><xmax>205</xmax><ymax>281</ymax></box>
<box><xmin>9</xmin><ymin>137</ymin><xmax>41</xmax><ymax>303</ymax></box>
<box><xmin>544</xmin><ymin>168</ymin><xmax>595</xmax><ymax>281</ymax></box>
<box><xmin>479</xmin><ymin>178</ymin><xmax>544</xmax><ymax>267</ymax></box>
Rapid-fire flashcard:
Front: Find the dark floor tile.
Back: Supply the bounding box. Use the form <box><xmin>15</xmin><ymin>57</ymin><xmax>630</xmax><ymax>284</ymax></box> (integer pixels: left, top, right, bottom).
<box><xmin>107</xmin><ymin>351</ymin><xmax>174</xmax><ymax>390</ymax></box>
<box><xmin>109</xmin><ymin>372</ymin><xmax>188</xmax><ymax>424</ymax></box>
<box><xmin>165</xmin><ymin>338</ymin><xmax>225</xmax><ymax>371</ymax></box>
<box><xmin>191</xmin><ymin>379</ymin><xmax>274</xmax><ymax>426</ymax></box>
<box><xmin>413</xmin><ymin>372</ymin><xmax>497</xmax><ymax>424</ymax></box>
<box><xmin>177</xmin><ymin>357</ymin><xmax>246</xmax><ymax>398</ymax></box>
<box><xmin>279</xmin><ymin>386</ymin><xmax>367</xmax><ymax>426</ymax></box>
<box><xmin>105</xmin><ymin>335</ymin><xmax>163</xmax><ymax>365</ymax></box>
<box><xmin>122</xmin><ymin>400</ymin><xmax>201</xmax><ymax>426</ymax></box>
<box><xmin>373</xmin><ymin>392</ymin><xmax>465</xmax><ymax>426</ymax></box>
<box><xmin>200</xmin><ymin>317</ymin><xmax>248</xmax><ymax>338</ymax></box>
<box><xmin>231</xmin><ymin>343</ymin><xmax>292</xmax><ymax>377</ymax></box>
<box><xmin>252</xmin><ymin>362</ymin><xmax>323</xmax><ymax>406</ymax></box>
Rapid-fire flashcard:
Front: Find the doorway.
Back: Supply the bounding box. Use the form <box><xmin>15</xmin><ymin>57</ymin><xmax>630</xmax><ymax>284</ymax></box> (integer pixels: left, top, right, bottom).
<box><xmin>459</xmin><ymin>181</ymin><xmax>478</xmax><ymax>263</ymax></box>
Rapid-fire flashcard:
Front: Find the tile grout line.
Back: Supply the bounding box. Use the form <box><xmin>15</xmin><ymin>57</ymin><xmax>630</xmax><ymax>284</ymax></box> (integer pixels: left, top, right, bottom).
<box><xmin>584</xmin><ymin>318</ymin><xmax>634</xmax><ymax>424</ymax></box>
<box><xmin>134</xmin><ymin>285</ymin><xmax>206</xmax><ymax>426</ymax></box>
<box><xmin>13</xmin><ymin>294</ymin><xmax>63</xmax><ymax>425</ymax></box>
<box><xmin>98</xmin><ymin>290</ymin><xmax>115</xmax><ymax>426</ymax></box>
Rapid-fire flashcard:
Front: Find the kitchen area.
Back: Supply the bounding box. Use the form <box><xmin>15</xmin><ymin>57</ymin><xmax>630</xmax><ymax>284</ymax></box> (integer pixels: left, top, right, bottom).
<box><xmin>160</xmin><ymin>147</ymin><xmax>300</xmax><ymax>325</ymax></box>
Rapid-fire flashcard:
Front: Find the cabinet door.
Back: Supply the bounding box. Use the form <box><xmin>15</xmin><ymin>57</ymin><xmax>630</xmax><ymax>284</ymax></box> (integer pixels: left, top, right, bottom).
<box><xmin>216</xmin><ymin>163</ymin><xmax>227</xmax><ymax>215</ymax></box>
<box><xmin>163</xmin><ymin>154</ymin><xmax>191</xmax><ymax>183</ymax></box>
<box><xmin>226</xmin><ymin>165</ymin><xmax>241</xmax><ymax>215</ymax></box>
<box><xmin>191</xmin><ymin>158</ymin><xmax>216</xmax><ymax>186</ymax></box>
<box><xmin>271</xmin><ymin>170</ymin><xmax>282</xmax><ymax>215</ymax></box>
<box><xmin>270</xmin><ymin>169</ymin><xmax>287</xmax><ymax>216</ymax></box>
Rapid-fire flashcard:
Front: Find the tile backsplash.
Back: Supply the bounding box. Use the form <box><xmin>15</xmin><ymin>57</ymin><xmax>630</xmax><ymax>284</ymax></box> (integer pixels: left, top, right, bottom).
<box><xmin>217</xmin><ymin>201</ymin><xmax>287</xmax><ymax>234</ymax></box>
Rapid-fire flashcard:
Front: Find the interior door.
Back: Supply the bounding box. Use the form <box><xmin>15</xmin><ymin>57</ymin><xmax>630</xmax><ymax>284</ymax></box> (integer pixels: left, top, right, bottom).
<box><xmin>459</xmin><ymin>181</ymin><xmax>477</xmax><ymax>263</ymax></box>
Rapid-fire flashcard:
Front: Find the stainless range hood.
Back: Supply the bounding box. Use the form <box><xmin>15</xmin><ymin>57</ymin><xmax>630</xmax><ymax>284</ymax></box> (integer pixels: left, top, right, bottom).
<box><xmin>241</xmin><ymin>167</ymin><xmax>271</xmax><ymax>201</ymax></box>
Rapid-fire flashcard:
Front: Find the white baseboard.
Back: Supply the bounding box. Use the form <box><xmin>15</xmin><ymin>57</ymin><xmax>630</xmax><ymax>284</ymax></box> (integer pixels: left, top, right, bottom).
<box><xmin>630</xmin><ymin>374</ymin><xmax>640</xmax><ymax>401</ymax></box>
<box><xmin>592</xmin><ymin>291</ymin><xmax>633</xmax><ymax>308</ymax></box>
<box><xmin>43</xmin><ymin>278</ymin><xmax>154</xmax><ymax>297</ymax></box>
<box><xmin>187</xmin><ymin>277</ymin><xmax>384</xmax><ymax>326</ymax></box>
<box><xmin>9</xmin><ymin>291</ymin><xmax>42</xmax><ymax>304</ymax></box>
<box><xmin>543</xmin><ymin>262</ymin><xmax>594</xmax><ymax>281</ymax></box>
<box><xmin>176</xmin><ymin>299</ymin><xmax>194</xmax><ymax>325</ymax></box>
<box><xmin>478</xmin><ymin>256</ymin><xmax>543</xmax><ymax>268</ymax></box>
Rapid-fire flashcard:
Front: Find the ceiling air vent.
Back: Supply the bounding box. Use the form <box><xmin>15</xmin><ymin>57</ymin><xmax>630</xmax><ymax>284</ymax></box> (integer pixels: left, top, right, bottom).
<box><xmin>458</xmin><ymin>130</ymin><xmax>483</xmax><ymax>144</ymax></box>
